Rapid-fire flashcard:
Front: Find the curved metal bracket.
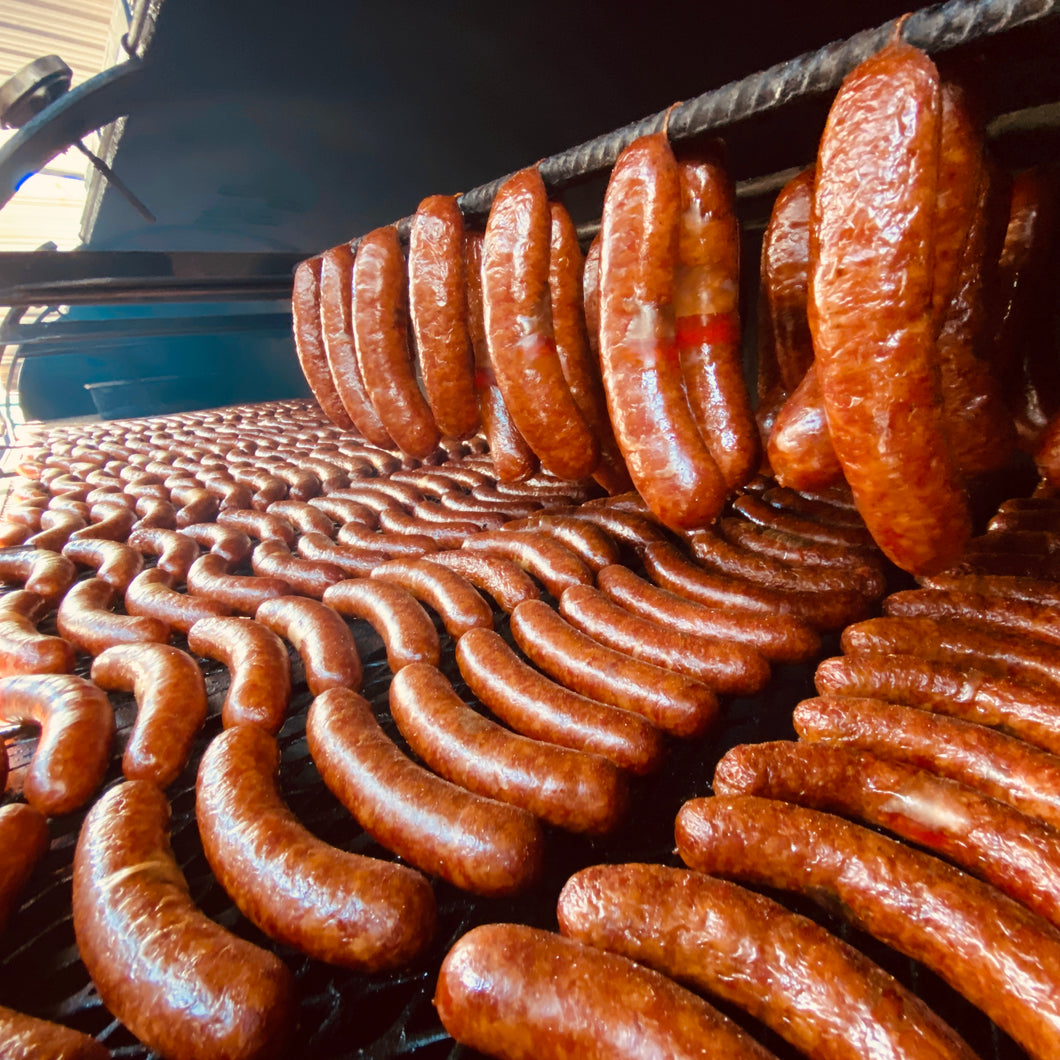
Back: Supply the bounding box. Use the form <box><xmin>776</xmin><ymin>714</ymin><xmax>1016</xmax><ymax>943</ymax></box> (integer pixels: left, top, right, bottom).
<box><xmin>0</xmin><ymin>59</ymin><xmax>146</xmax><ymax>211</ymax></box>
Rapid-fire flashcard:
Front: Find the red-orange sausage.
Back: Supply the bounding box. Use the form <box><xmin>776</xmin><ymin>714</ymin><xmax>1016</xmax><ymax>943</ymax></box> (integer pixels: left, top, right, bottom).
<box><xmin>296</xmin><ymin>532</ymin><xmax>389</xmax><ymax>578</ymax></box>
<box><xmin>125</xmin><ymin>567</ymin><xmax>231</xmax><ymax>633</ymax></box>
<box><xmin>321</xmin><ymin>578</ymin><xmax>440</xmax><ymax>670</ymax></box>
<box><xmin>509</xmin><ymin>599</ymin><xmax>717</xmax><ymax>737</ymax></box>
<box><xmin>558</xmin><ymin>862</ymin><xmax>975</xmax><ymax>1060</ymax></box>
<box><xmin>674</xmin><ymin>145</ymin><xmax>759</xmax><ymax>490</ymax></box>
<box><xmin>292</xmin><ymin>257</ymin><xmax>355</xmax><ymax>428</ymax></box>
<box><xmin>353</xmin><ymin>226</ymin><xmax>441</xmax><ymax>459</ymax></box>
<box><xmin>0</xmin><ymin>590</ymin><xmax>76</xmax><ymax>676</ymax></box>
<box><xmin>549</xmin><ymin>199</ymin><xmax>631</xmax><ymax>494</ymax></box>
<box><xmin>434</xmin><ymin>922</ymin><xmax>775</xmax><ymax>1060</ymax></box>
<box><xmin>809</xmin><ymin>36</ymin><xmax>971</xmax><ymax>574</ymax></box>
<box><xmin>425</xmin><ymin>550</ymin><xmax>540</xmax><ymax>613</ymax></box>
<box><xmin>306</xmin><ymin>687</ymin><xmax>544</xmax><ymax>896</ymax></box>
<box><xmin>597</xmin><ymin>563</ymin><xmax>819</xmax><ymax>663</ymax></box>
<box><xmin>319</xmin><ymin>242</ymin><xmax>395</xmax><ymax>445</ymax></box>
<box><xmin>56</xmin><ymin>577</ymin><xmax>170</xmax><ymax>656</ymax></box>
<box><xmin>461</xmin><ymin>529</ymin><xmax>592</xmax><ymax>598</ymax></box>
<box><xmin>186</xmin><ymin>553</ymin><xmax>291</xmax><ymax>614</ymax></box>
<box><xmin>187</xmin><ymin>616</ymin><xmax>291</xmax><ymax>733</ymax></box>
<box><xmin>456</xmin><ymin>626</ymin><xmax>664</xmax><ymax>775</ymax></box>
<box><xmin>370</xmin><ymin>557</ymin><xmax>492</xmax><ymax>638</ymax></box>
<box><xmin>559</xmin><ymin>583</ymin><xmax>770</xmax><ymax>695</ymax></box>
<box><xmin>0</xmin><ymin>673</ymin><xmax>114</xmax><ymax>815</ymax></box>
<box><xmin>598</xmin><ymin>132</ymin><xmax>727</xmax><ymax>530</ymax></box>
<box><xmin>0</xmin><ymin>802</ymin><xmax>49</xmax><ymax>934</ymax></box>
<box><xmin>196</xmin><ymin>725</ymin><xmax>435</xmax><ymax>970</ymax></box>
<box><xmin>251</xmin><ymin>539</ymin><xmax>345</xmax><ymax>598</ymax></box>
<box><xmin>90</xmin><ymin>643</ymin><xmax>207</xmax><ymax>787</ymax></box>
<box><xmin>0</xmin><ymin>547</ymin><xmax>76</xmax><ymax>603</ymax></box>
<box><xmin>0</xmin><ymin>1006</ymin><xmax>109</xmax><ymax>1060</ymax></box>
<box><xmin>389</xmin><ymin>662</ymin><xmax>628</xmax><ymax>834</ymax></box>
<box><xmin>73</xmin><ymin>781</ymin><xmax>296</xmax><ymax>1060</ymax></box>
<box><xmin>255</xmin><ymin>595</ymin><xmax>362</xmax><ymax>694</ymax></box>
<box><xmin>482</xmin><ymin>167</ymin><xmax>599</xmax><ymax>480</ymax></box>
<box><xmin>61</xmin><ymin>538</ymin><xmax>144</xmax><ymax>591</ymax></box>
<box><xmin>676</xmin><ymin>794</ymin><xmax>1060</xmax><ymax>1059</ymax></box>
<box><xmin>814</xmin><ymin>652</ymin><xmax>1060</xmax><ymax>756</ymax></box>
<box><xmin>408</xmin><ymin>194</ymin><xmax>479</xmax><ymax>440</ymax></box>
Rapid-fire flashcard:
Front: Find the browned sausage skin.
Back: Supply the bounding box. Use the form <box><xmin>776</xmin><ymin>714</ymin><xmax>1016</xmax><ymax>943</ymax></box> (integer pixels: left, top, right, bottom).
<box><xmin>0</xmin><ymin>674</ymin><xmax>113</xmax><ymax>815</ymax></box>
<box><xmin>598</xmin><ymin>133</ymin><xmax>728</xmax><ymax>530</ymax></box>
<box><xmin>73</xmin><ymin>781</ymin><xmax>296</xmax><ymax>1060</ymax></box>
<box><xmin>306</xmin><ymin>687</ymin><xmax>544</xmax><ymax>896</ymax></box>
<box><xmin>90</xmin><ymin>643</ymin><xmax>207</xmax><ymax>787</ymax></box>
<box><xmin>435</xmin><ymin>922</ymin><xmax>776</xmax><ymax>1060</ymax></box>
<box><xmin>196</xmin><ymin>724</ymin><xmax>435</xmax><ymax>971</ymax></box>
<box><xmin>558</xmin><ymin>862</ymin><xmax>975</xmax><ymax>1060</ymax></box>
<box><xmin>676</xmin><ymin>794</ymin><xmax>1060</xmax><ymax>1058</ymax></box>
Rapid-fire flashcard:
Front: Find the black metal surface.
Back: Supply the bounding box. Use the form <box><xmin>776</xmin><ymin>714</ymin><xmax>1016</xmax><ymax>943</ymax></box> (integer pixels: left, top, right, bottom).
<box><xmin>0</xmin><ymin>252</ymin><xmax>305</xmax><ymax>308</ymax></box>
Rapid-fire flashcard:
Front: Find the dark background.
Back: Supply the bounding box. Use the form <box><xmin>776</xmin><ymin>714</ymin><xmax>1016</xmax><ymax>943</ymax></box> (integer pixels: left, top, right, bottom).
<box><xmin>18</xmin><ymin>0</ymin><xmax>1024</xmax><ymax>419</ymax></box>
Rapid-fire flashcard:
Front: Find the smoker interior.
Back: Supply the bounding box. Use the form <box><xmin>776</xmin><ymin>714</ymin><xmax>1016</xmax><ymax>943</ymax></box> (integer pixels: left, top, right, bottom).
<box><xmin>3</xmin><ymin>0</ymin><xmax>1060</xmax><ymax>1056</ymax></box>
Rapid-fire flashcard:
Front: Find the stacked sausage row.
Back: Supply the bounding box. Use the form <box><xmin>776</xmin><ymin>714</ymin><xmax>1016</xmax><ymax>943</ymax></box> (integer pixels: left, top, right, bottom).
<box><xmin>0</xmin><ymin>394</ymin><xmax>896</xmax><ymax>1059</ymax></box>
<box><xmin>434</xmin><ymin>484</ymin><xmax>1060</xmax><ymax>1060</ymax></box>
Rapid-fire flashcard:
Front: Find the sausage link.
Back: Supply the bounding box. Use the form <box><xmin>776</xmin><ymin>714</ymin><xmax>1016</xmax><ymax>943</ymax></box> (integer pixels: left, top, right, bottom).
<box><xmin>763</xmin><ymin>168</ymin><xmax>816</xmax><ymax>394</ymax></box>
<box><xmin>435</xmin><ymin>922</ymin><xmax>775</xmax><ymax>1060</ymax></box>
<box><xmin>0</xmin><ymin>547</ymin><xmax>77</xmax><ymax>603</ymax></box>
<box><xmin>676</xmin><ymin>794</ymin><xmax>1060</xmax><ymax>1059</ymax></box>
<box><xmin>408</xmin><ymin>195</ymin><xmax>479</xmax><ymax>440</ymax></box>
<box><xmin>251</xmin><ymin>539</ymin><xmax>345</xmax><ymax>598</ymax></box>
<box><xmin>292</xmin><ymin>257</ymin><xmax>354</xmax><ymax>428</ymax></box>
<box><xmin>56</xmin><ymin>577</ymin><xmax>169</xmax><ymax>655</ymax></box>
<box><xmin>90</xmin><ymin>643</ymin><xmax>207</xmax><ymax>786</ymax></box>
<box><xmin>510</xmin><ymin>513</ymin><xmax>620</xmax><ymax>572</ymax></box>
<box><xmin>558</xmin><ymin>861</ymin><xmax>975</xmax><ymax>1060</ymax></box>
<box><xmin>795</xmin><ymin>694</ymin><xmax>1060</xmax><ymax>830</ymax></box>
<box><xmin>549</xmin><ymin>199</ymin><xmax>632</xmax><ymax>494</ymax></box>
<box><xmin>559</xmin><ymin>583</ymin><xmax>770</xmax><ymax>695</ymax></box>
<box><xmin>675</xmin><ymin>146</ymin><xmax>759</xmax><ymax>489</ymax></box>
<box><xmin>306</xmin><ymin>687</ymin><xmax>543</xmax><ymax>896</ymax></box>
<box><xmin>466</xmin><ymin>246</ymin><xmax>539</xmax><ymax>484</ymax></box>
<box><xmin>187</xmin><ymin>616</ymin><xmax>291</xmax><ymax>733</ymax></box>
<box><xmin>733</xmin><ymin>491</ymin><xmax>875</xmax><ymax>549</ymax></box>
<box><xmin>180</xmin><ymin>523</ymin><xmax>252</xmax><ymax>566</ymax></box>
<box><xmin>390</xmin><ymin>662</ymin><xmax>627</xmax><ymax>834</ymax></box>
<box><xmin>216</xmin><ymin>508</ymin><xmax>296</xmax><ymax>547</ymax></box>
<box><xmin>0</xmin><ymin>673</ymin><xmax>113</xmax><ymax>814</ymax></box>
<box><xmin>265</xmin><ymin>499</ymin><xmax>335</xmax><ymax>537</ymax></box>
<box><xmin>642</xmin><ymin>540</ymin><xmax>868</xmax><ymax>631</ymax></box>
<box><xmin>456</xmin><ymin>626</ymin><xmax>664</xmax><ymax>775</ymax></box>
<box><xmin>597</xmin><ymin>563</ymin><xmax>819</xmax><ymax>663</ymax></box>
<box><xmin>599</xmin><ymin>133</ymin><xmax>727</xmax><ymax>530</ymax></box>
<box><xmin>814</xmin><ymin>652</ymin><xmax>1060</xmax><ymax>755</ymax></box>
<box><xmin>0</xmin><ymin>589</ymin><xmax>76</xmax><ymax>678</ymax></box>
<box><xmin>424</xmin><ymin>550</ymin><xmax>539</xmax><ymax>613</ymax></box>
<box><xmin>482</xmin><ymin>168</ymin><xmax>598</xmax><ymax>480</ymax></box>
<box><xmin>884</xmin><ymin>587</ymin><xmax>1060</xmax><ymax>647</ymax></box>
<box><xmin>309</xmin><ymin>495</ymin><xmax>378</xmax><ymax>528</ymax></box>
<box><xmin>461</xmin><ymin>529</ymin><xmax>591</xmax><ymax>597</ymax></box>
<box><xmin>717</xmin><ymin>739</ymin><xmax>1060</xmax><ymax>931</ymax></box>
<box><xmin>353</xmin><ymin>226</ymin><xmax>441</xmax><ymax>458</ymax></box>
<box><xmin>322</xmin><ymin>578</ymin><xmax>440</xmax><ymax>670</ymax></box>
<box><xmin>186</xmin><ymin>553</ymin><xmax>291</xmax><ymax>614</ymax></box>
<box><xmin>841</xmin><ymin>614</ymin><xmax>1060</xmax><ymax>693</ymax></box>
<box><xmin>378</xmin><ymin>507</ymin><xmax>483</xmax><ymax>548</ymax></box>
<box><xmin>25</xmin><ymin>509</ymin><xmax>86</xmax><ymax>551</ymax></box>
<box><xmin>296</xmin><ymin>531</ymin><xmax>389</xmax><ymax>577</ymax></box>
<box><xmin>125</xmin><ymin>567</ymin><xmax>230</xmax><ymax>633</ymax></box>
<box><xmin>60</xmin><ymin>539</ymin><xmax>141</xmax><ymax>594</ymax></box>
<box><xmin>336</xmin><ymin>521</ymin><xmax>438</xmax><ymax>558</ymax></box>
<box><xmin>173</xmin><ymin>487</ymin><xmax>221</xmax><ymax>528</ymax></box>
<box><xmin>0</xmin><ymin>1006</ymin><xmax>109</xmax><ymax>1060</ymax></box>
<box><xmin>0</xmin><ymin>802</ymin><xmax>49</xmax><ymax>934</ymax></box>
<box><xmin>809</xmin><ymin>37</ymin><xmax>971</xmax><ymax>574</ymax></box>
<box><xmin>68</xmin><ymin>505</ymin><xmax>136</xmax><ymax>543</ymax></box>
<box><xmin>255</xmin><ymin>595</ymin><xmax>361</xmax><ymax>694</ymax></box>
<box><xmin>759</xmin><ymin>484</ymin><xmax>868</xmax><ymax>528</ymax></box>
<box><xmin>319</xmin><ymin>243</ymin><xmax>395</xmax><ymax>445</ymax></box>
<box><xmin>197</xmin><ymin>725</ymin><xmax>434</xmax><ymax>970</ymax></box>
<box><xmin>370</xmin><ymin>558</ymin><xmax>492</xmax><ymax>638</ymax></box>
<box><xmin>73</xmin><ymin>781</ymin><xmax>296</xmax><ymax>1060</ymax></box>
<box><xmin>558</xmin><ymin>506</ymin><xmax>669</xmax><ymax>557</ymax></box>
<box><xmin>509</xmin><ymin>599</ymin><xmax>717</xmax><ymax>737</ymax></box>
